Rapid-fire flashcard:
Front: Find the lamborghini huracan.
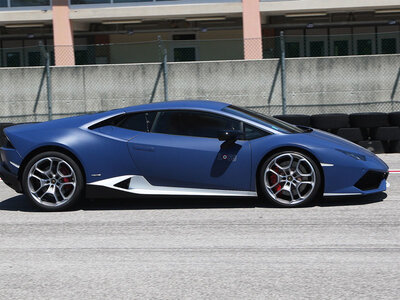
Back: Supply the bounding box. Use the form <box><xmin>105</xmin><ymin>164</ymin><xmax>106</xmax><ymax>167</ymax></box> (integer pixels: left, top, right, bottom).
<box><xmin>0</xmin><ymin>100</ymin><xmax>388</xmax><ymax>211</ymax></box>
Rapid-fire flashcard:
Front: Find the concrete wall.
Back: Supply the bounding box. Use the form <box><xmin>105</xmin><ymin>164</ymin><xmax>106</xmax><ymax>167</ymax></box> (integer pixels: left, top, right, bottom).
<box><xmin>0</xmin><ymin>54</ymin><xmax>399</xmax><ymax>122</ymax></box>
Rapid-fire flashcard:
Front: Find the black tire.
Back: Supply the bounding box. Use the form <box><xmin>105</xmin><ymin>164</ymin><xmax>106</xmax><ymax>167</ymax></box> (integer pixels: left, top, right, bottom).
<box><xmin>336</xmin><ymin>128</ymin><xmax>364</xmax><ymax>142</ymax></box>
<box><xmin>258</xmin><ymin>150</ymin><xmax>322</xmax><ymax>207</ymax></box>
<box><xmin>370</xmin><ymin>126</ymin><xmax>400</xmax><ymax>141</ymax></box>
<box><xmin>311</xmin><ymin>114</ymin><xmax>349</xmax><ymax>131</ymax></box>
<box><xmin>21</xmin><ymin>151</ymin><xmax>84</xmax><ymax>211</ymax></box>
<box><xmin>389</xmin><ymin>140</ymin><xmax>400</xmax><ymax>153</ymax></box>
<box><xmin>350</xmin><ymin>113</ymin><xmax>389</xmax><ymax>128</ymax></box>
<box><xmin>388</xmin><ymin>112</ymin><xmax>400</xmax><ymax>126</ymax></box>
<box><xmin>357</xmin><ymin>140</ymin><xmax>385</xmax><ymax>154</ymax></box>
<box><xmin>273</xmin><ymin>115</ymin><xmax>311</xmax><ymax>126</ymax></box>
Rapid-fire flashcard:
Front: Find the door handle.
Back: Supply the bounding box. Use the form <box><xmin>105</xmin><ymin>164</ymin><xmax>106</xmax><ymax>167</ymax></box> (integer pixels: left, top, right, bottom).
<box><xmin>132</xmin><ymin>144</ymin><xmax>155</xmax><ymax>152</ymax></box>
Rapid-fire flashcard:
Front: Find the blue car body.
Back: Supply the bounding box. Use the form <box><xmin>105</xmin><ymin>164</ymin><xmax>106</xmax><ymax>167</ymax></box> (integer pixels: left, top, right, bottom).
<box><xmin>0</xmin><ymin>100</ymin><xmax>389</xmax><ymax>198</ymax></box>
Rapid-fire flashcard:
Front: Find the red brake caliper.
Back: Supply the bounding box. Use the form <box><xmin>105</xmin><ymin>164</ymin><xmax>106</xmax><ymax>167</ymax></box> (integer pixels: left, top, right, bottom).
<box><xmin>269</xmin><ymin>167</ymin><xmax>282</xmax><ymax>193</ymax></box>
<box><xmin>60</xmin><ymin>167</ymin><xmax>72</xmax><ymax>192</ymax></box>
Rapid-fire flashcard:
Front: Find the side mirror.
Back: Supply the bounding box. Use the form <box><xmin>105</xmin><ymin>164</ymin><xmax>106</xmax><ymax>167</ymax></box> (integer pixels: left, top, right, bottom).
<box><xmin>218</xmin><ymin>130</ymin><xmax>242</xmax><ymax>142</ymax></box>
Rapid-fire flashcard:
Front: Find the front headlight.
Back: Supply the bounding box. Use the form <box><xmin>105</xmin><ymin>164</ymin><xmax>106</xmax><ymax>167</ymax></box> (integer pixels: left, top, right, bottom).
<box><xmin>336</xmin><ymin>149</ymin><xmax>366</xmax><ymax>161</ymax></box>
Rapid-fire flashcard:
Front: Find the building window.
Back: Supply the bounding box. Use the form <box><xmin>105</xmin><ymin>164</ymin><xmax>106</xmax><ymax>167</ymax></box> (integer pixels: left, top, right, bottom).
<box><xmin>172</xmin><ymin>34</ymin><xmax>196</xmax><ymax>62</ymax></box>
<box><xmin>172</xmin><ymin>34</ymin><xmax>196</xmax><ymax>41</ymax></box>
<box><xmin>285</xmin><ymin>42</ymin><xmax>300</xmax><ymax>57</ymax></box>
<box><xmin>75</xmin><ymin>50</ymin><xmax>89</xmax><ymax>65</ymax></box>
<box><xmin>173</xmin><ymin>48</ymin><xmax>196</xmax><ymax>62</ymax></box>
<box><xmin>27</xmin><ymin>52</ymin><xmax>41</xmax><ymax>66</ymax></box>
<box><xmin>333</xmin><ymin>40</ymin><xmax>349</xmax><ymax>56</ymax></box>
<box><xmin>115</xmin><ymin>0</ymin><xmax>152</xmax><ymax>2</ymax></box>
<box><xmin>70</xmin><ymin>0</ymin><xmax>108</xmax><ymax>4</ymax></box>
<box><xmin>6</xmin><ymin>52</ymin><xmax>22</xmax><ymax>67</ymax></box>
<box><xmin>0</xmin><ymin>0</ymin><xmax>7</xmax><ymax>7</ymax></box>
<box><xmin>357</xmin><ymin>39</ymin><xmax>373</xmax><ymax>55</ymax></box>
<box><xmin>309</xmin><ymin>41</ymin><xmax>325</xmax><ymax>57</ymax></box>
<box><xmin>10</xmin><ymin>0</ymin><xmax>50</xmax><ymax>6</ymax></box>
<box><xmin>381</xmin><ymin>38</ymin><xmax>397</xmax><ymax>54</ymax></box>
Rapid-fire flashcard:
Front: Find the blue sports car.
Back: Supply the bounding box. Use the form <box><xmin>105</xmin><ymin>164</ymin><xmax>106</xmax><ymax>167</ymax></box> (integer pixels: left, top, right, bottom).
<box><xmin>0</xmin><ymin>100</ymin><xmax>389</xmax><ymax>211</ymax></box>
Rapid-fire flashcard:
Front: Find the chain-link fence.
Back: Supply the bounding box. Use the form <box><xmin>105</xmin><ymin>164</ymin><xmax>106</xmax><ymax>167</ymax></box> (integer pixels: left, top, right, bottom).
<box><xmin>0</xmin><ymin>32</ymin><xmax>400</xmax><ymax>122</ymax></box>
<box><xmin>2</xmin><ymin>31</ymin><xmax>400</xmax><ymax>66</ymax></box>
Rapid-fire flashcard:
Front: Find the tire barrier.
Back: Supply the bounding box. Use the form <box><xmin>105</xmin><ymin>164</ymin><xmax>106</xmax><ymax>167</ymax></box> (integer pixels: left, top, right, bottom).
<box><xmin>358</xmin><ymin>140</ymin><xmax>385</xmax><ymax>154</ymax></box>
<box><xmin>311</xmin><ymin>114</ymin><xmax>349</xmax><ymax>132</ymax></box>
<box><xmin>388</xmin><ymin>112</ymin><xmax>400</xmax><ymax>126</ymax></box>
<box><xmin>277</xmin><ymin>112</ymin><xmax>400</xmax><ymax>154</ymax></box>
<box><xmin>336</xmin><ymin>128</ymin><xmax>364</xmax><ymax>142</ymax></box>
<box><xmin>349</xmin><ymin>112</ymin><xmax>389</xmax><ymax>128</ymax></box>
<box><xmin>273</xmin><ymin>114</ymin><xmax>311</xmax><ymax>127</ymax></box>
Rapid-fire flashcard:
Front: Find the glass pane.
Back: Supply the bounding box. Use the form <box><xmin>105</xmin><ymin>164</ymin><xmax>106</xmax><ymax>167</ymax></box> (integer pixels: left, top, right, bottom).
<box><xmin>381</xmin><ymin>38</ymin><xmax>397</xmax><ymax>54</ymax></box>
<box><xmin>222</xmin><ymin>105</ymin><xmax>304</xmax><ymax>134</ymax></box>
<box><xmin>152</xmin><ymin>111</ymin><xmax>242</xmax><ymax>138</ymax></box>
<box><xmin>173</xmin><ymin>34</ymin><xmax>196</xmax><ymax>40</ymax></box>
<box><xmin>70</xmin><ymin>0</ymin><xmax>109</xmax><ymax>4</ymax></box>
<box><xmin>11</xmin><ymin>0</ymin><xmax>50</xmax><ymax>6</ymax></box>
<box><xmin>357</xmin><ymin>39</ymin><xmax>372</xmax><ymax>55</ymax></box>
<box><xmin>285</xmin><ymin>42</ymin><xmax>300</xmax><ymax>58</ymax></box>
<box><xmin>28</xmin><ymin>52</ymin><xmax>41</xmax><ymax>66</ymax></box>
<box><xmin>119</xmin><ymin>112</ymin><xmax>157</xmax><ymax>132</ymax></box>
<box><xmin>333</xmin><ymin>40</ymin><xmax>349</xmax><ymax>56</ymax></box>
<box><xmin>0</xmin><ymin>0</ymin><xmax>7</xmax><ymax>7</ymax></box>
<box><xmin>309</xmin><ymin>41</ymin><xmax>325</xmax><ymax>57</ymax></box>
<box><xmin>244</xmin><ymin>124</ymin><xmax>267</xmax><ymax>140</ymax></box>
<box><xmin>173</xmin><ymin>48</ymin><xmax>196</xmax><ymax>62</ymax></box>
<box><xmin>6</xmin><ymin>52</ymin><xmax>21</xmax><ymax>67</ymax></box>
<box><xmin>75</xmin><ymin>50</ymin><xmax>89</xmax><ymax>65</ymax></box>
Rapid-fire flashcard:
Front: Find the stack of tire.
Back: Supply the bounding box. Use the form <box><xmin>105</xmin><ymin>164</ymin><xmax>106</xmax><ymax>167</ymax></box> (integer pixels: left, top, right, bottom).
<box><xmin>274</xmin><ymin>112</ymin><xmax>400</xmax><ymax>154</ymax></box>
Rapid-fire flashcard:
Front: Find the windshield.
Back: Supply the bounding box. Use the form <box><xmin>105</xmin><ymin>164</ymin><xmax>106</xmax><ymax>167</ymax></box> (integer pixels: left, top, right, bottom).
<box><xmin>222</xmin><ymin>105</ymin><xmax>305</xmax><ymax>134</ymax></box>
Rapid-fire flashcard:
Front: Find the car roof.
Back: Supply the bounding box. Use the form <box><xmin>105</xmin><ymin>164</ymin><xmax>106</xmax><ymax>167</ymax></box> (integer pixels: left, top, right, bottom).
<box><xmin>123</xmin><ymin>100</ymin><xmax>229</xmax><ymax>113</ymax></box>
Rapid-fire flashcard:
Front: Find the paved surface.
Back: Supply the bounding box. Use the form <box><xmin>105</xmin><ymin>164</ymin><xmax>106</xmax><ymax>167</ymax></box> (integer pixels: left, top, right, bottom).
<box><xmin>0</xmin><ymin>154</ymin><xmax>399</xmax><ymax>299</ymax></box>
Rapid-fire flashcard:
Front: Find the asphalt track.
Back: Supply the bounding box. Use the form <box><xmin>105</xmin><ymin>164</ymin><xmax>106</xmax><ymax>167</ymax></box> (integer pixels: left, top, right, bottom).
<box><xmin>0</xmin><ymin>154</ymin><xmax>399</xmax><ymax>299</ymax></box>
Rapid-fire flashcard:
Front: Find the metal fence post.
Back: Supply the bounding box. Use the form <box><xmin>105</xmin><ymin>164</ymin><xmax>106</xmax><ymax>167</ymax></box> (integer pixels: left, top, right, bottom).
<box><xmin>39</xmin><ymin>42</ymin><xmax>53</xmax><ymax>121</ymax></box>
<box><xmin>280</xmin><ymin>31</ymin><xmax>287</xmax><ymax>115</ymax></box>
<box><xmin>162</xmin><ymin>48</ymin><xmax>168</xmax><ymax>102</ymax></box>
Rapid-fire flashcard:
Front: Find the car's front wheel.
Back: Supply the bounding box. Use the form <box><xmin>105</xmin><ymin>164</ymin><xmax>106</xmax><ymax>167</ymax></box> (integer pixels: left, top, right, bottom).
<box><xmin>259</xmin><ymin>151</ymin><xmax>322</xmax><ymax>207</ymax></box>
<box><xmin>22</xmin><ymin>151</ymin><xmax>84</xmax><ymax>211</ymax></box>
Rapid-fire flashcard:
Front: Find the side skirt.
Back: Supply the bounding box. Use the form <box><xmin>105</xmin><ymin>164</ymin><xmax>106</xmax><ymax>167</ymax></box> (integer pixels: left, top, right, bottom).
<box><xmin>87</xmin><ymin>175</ymin><xmax>258</xmax><ymax>198</ymax></box>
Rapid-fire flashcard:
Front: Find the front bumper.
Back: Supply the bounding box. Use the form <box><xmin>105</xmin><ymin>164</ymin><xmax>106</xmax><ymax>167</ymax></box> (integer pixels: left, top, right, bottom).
<box><xmin>0</xmin><ymin>162</ymin><xmax>22</xmax><ymax>193</ymax></box>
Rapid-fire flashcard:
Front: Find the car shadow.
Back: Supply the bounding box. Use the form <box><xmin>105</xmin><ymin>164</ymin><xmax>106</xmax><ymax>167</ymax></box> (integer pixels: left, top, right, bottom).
<box><xmin>0</xmin><ymin>192</ymin><xmax>387</xmax><ymax>212</ymax></box>
<box><xmin>317</xmin><ymin>192</ymin><xmax>387</xmax><ymax>207</ymax></box>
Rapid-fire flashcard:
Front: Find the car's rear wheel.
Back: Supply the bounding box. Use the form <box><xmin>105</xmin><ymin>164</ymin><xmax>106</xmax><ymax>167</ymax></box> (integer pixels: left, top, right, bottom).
<box><xmin>259</xmin><ymin>151</ymin><xmax>321</xmax><ymax>207</ymax></box>
<box><xmin>22</xmin><ymin>151</ymin><xmax>84</xmax><ymax>211</ymax></box>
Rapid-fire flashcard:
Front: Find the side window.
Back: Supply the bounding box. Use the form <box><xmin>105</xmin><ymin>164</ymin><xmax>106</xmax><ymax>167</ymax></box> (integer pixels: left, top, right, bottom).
<box><xmin>152</xmin><ymin>110</ymin><xmax>243</xmax><ymax>138</ymax></box>
<box><xmin>118</xmin><ymin>111</ymin><xmax>157</xmax><ymax>132</ymax></box>
<box><xmin>244</xmin><ymin>124</ymin><xmax>268</xmax><ymax>140</ymax></box>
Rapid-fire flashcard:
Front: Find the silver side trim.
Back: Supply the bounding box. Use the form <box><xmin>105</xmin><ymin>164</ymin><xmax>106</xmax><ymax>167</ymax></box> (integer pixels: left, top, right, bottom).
<box><xmin>323</xmin><ymin>192</ymin><xmax>362</xmax><ymax>196</ymax></box>
<box><xmin>9</xmin><ymin>161</ymin><xmax>20</xmax><ymax>169</ymax></box>
<box><xmin>321</xmin><ymin>163</ymin><xmax>334</xmax><ymax>167</ymax></box>
<box><xmin>88</xmin><ymin>175</ymin><xmax>258</xmax><ymax>197</ymax></box>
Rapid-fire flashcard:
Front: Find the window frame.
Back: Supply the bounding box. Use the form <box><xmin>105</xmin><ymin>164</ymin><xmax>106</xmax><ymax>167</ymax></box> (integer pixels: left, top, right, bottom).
<box><xmin>113</xmin><ymin>109</ymin><xmax>270</xmax><ymax>140</ymax></box>
<box><xmin>0</xmin><ymin>0</ymin><xmax>51</xmax><ymax>9</ymax></box>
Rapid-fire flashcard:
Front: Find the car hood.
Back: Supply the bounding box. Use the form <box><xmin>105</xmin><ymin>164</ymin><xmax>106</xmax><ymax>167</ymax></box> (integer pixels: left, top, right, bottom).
<box><xmin>309</xmin><ymin>129</ymin><xmax>371</xmax><ymax>155</ymax></box>
<box><xmin>305</xmin><ymin>129</ymin><xmax>388</xmax><ymax>167</ymax></box>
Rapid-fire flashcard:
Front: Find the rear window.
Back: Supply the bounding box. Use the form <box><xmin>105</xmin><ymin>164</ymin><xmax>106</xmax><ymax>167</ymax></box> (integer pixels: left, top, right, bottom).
<box><xmin>118</xmin><ymin>112</ymin><xmax>157</xmax><ymax>132</ymax></box>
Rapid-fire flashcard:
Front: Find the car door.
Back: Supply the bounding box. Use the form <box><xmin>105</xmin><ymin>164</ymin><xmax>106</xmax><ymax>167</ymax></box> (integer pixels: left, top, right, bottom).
<box><xmin>127</xmin><ymin>110</ymin><xmax>252</xmax><ymax>191</ymax></box>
